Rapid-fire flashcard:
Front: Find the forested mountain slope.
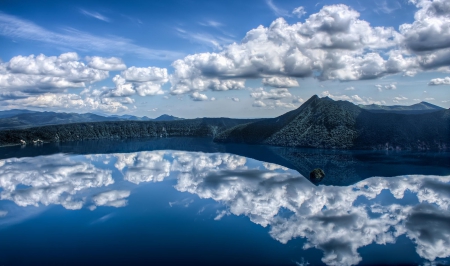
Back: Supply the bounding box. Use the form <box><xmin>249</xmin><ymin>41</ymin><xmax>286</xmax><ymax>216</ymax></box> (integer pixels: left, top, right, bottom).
<box><xmin>0</xmin><ymin>118</ymin><xmax>260</xmax><ymax>147</ymax></box>
<box><xmin>215</xmin><ymin>95</ymin><xmax>450</xmax><ymax>150</ymax></box>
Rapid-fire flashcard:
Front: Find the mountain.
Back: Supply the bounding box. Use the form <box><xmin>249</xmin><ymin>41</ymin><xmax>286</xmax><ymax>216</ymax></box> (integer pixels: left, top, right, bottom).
<box><xmin>0</xmin><ymin>109</ymin><xmax>36</xmax><ymax>119</ymax></box>
<box><xmin>108</xmin><ymin>114</ymin><xmax>152</xmax><ymax>121</ymax></box>
<box><xmin>154</xmin><ymin>114</ymin><xmax>184</xmax><ymax>121</ymax></box>
<box><xmin>215</xmin><ymin>95</ymin><xmax>450</xmax><ymax>150</ymax></box>
<box><xmin>0</xmin><ymin>111</ymin><xmax>124</xmax><ymax>130</ymax></box>
<box><xmin>0</xmin><ymin>111</ymin><xmax>181</xmax><ymax>130</ymax></box>
<box><xmin>0</xmin><ymin>97</ymin><xmax>448</xmax><ymax>151</ymax></box>
<box><xmin>359</xmin><ymin>101</ymin><xmax>444</xmax><ymax>114</ymax></box>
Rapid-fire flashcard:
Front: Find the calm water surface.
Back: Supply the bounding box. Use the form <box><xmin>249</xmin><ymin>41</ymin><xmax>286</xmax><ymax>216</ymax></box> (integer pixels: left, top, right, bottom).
<box><xmin>0</xmin><ymin>138</ymin><xmax>449</xmax><ymax>265</ymax></box>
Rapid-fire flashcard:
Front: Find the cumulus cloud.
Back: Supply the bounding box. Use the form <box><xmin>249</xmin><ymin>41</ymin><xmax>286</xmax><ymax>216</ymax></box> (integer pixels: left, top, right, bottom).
<box><xmin>92</xmin><ymin>190</ymin><xmax>130</xmax><ymax>208</ymax></box>
<box><xmin>101</xmin><ymin>66</ymin><xmax>168</xmax><ymax>99</ymax></box>
<box><xmin>400</xmin><ymin>0</ymin><xmax>450</xmax><ymax>70</ymax></box>
<box><xmin>0</xmin><ymin>53</ymin><xmax>108</xmax><ymax>94</ymax></box>
<box><xmin>167</xmin><ymin>154</ymin><xmax>450</xmax><ymax>265</ymax></box>
<box><xmin>3</xmin><ymin>150</ymin><xmax>450</xmax><ymax>265</ymax></box>
<box><xmin>250</xmin><ymin>88</ymin><xmax>292</xmax><ymax>100</ymax></box>
<box><xmin>0</xmin><ymin>154</ymin><xmax>113</xmax><ymax>210</ymax></box>
<box><xmin>376</xmin><ymin>83</ymin><xmax>397</xmax><ymax>91</ymax></box>
<box><xmin>262</xmin><ymin>77</ymin><xmax>299</xmax><ymax>88</ymax></box>
<box><xmin>114</xmin><ymin>151</ymin><xmax>171</xmax><ymax>184</ymax></box>
<box><xmin>292</xmin><ymin>6</ymin><xmax>306</xmax><ymax>18</ymax></box>
<box><xmin>401</xmin><ymin>0</ymin><xmax>450</xmax><ymax>52</ymax></box>
<box><xmin>87</xmin><ymin>56</ymin><xmax>126</xmax><ymax>71</ymax></box>
<box><xmin>167</xmin><ymin>4</ymin><xmax>409</xmax><ymax>96</ymax></box>
<box><xmin>4</xmin><ymin>93</ymin><xmax>85</xmax><ymax>109</ymax></box>
<box><xmin>121</xmin><ymin>66</ymin><xmax>168</xmax><ymax>83</ymax></box>
<box><xmin>253</xmin><ymin>100</ymin><xmax>267</xmax><ymax>107</ymax></box>
<box><xmin>429</xmin><ymin>76</ymin><xmax>450</xmax><ymax>85</ymax></box>
<box><xmin>231</xmin><ymin>97</ymin><xmax>240</xmax><ymax>102</ymax></box>
<box><xmin>393</xmin><ymin>96</ymin><xmax>408</xmax><ymax>103</ymax></box>
<box><xmin>345</xmin><ymin>86</ymin><xmax>355</xmax><ymax>91</ymax></box>
<box><xmin>250</xmin><ymin>87</ymin><xmax>300</xmax><ymax>109</ymax></box>
<box><xmin>190</xmin><ymin>91</ymin><xmax>209</xmax><ymax>101</ymax></box>
<box><xmin>321</xmin><ymin>91</ymin><xmax>386</xmax><ymax>105</ymax></box>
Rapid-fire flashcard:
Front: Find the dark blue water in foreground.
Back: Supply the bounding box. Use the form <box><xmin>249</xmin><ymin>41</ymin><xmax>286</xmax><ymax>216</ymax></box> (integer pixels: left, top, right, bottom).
<box><xmin>0</xmin><ymin>138</ymin><xmax>449</xmax><ymax>266</ymax></box>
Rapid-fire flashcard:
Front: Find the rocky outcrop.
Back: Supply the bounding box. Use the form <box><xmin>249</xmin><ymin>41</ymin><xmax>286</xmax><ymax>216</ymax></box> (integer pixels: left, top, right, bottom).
<box><xmin>309</xmin><ymin>168</ymin><xmax>325</xmax><ymax>183</ymax></box>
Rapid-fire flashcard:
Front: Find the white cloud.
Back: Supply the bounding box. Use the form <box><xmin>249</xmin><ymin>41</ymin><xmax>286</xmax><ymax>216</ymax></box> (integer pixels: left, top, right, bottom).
<box><xmin>345</xmin><ymin>86</ymin><xmax>355</xmax><ymax>91</ymax></box>
<box><xmin>262</xmin><ymin>77</ymin><xmax>299</xmax><ymax>88</ymax></box>
<box><xmin>250</xmin><ymin>88</ymin><xmax>292</xmax><ymax>100</ymax></box>
<box><xmin>376</xmin><ymin>83</ymin><xmax>397</xmax><ymax>91</ymax></box>
<box><xmin>190</xmin><ymin>91</ymin><xmax>209</xmax><ymax>101</ymax></box>
<box><xmin>400</xmin><ymin>0</ymin><xmax>450</xmax><ymax>52</ymax></box>
<box><xmin>0</xmin><ymin>53</ymin><xmax>108</xmax><ymax>94</ymax></box>
<box><xmin>214</xmin><ymin>210</ymin><xmax>230</xmax><ymax>220</ymax></box>
<box><xmin>109</xmin><ymin>75</ymin><xmax>135</xmax><ymax>97</ymax></box>
<box><xmin>102</xmin><ymin>67</ymin><xmax>168</xmax><ymax>98</ymax></box>
<box><xmin>3</xmin><ymin>150</ymin><xmax>450</xmax><ymax>264</ymax></box>
<box><xmin>393</xmin><ymin>96</ymin><xmax>408</xmax><ymax>103</ymax></box>
<box><xmin>292</xmin><ymin>6</ymin><xmax>307</xmax><ymax>18</ymax></box>
<box><xmin>168</xmin><ymin>4</ymin><xmax>408</xmax><ymax>96</ymax></box>
<box><xmin>0</xmin><ymin>210</ymin><xmax>7</xmax><ymax>217</ymax></box>
<box><xmin>115</xmin><ymin>152</ymin><xmax>171</xmax><ymax>184</ymax></box>
<box><xmin>87</xmin><ymin>56</ymin><xmax>126</xmax><ymax>71</ymax></box>
<box><xmin>231</xmin><ymin>97</ymin><xmax>240</xmax><ymax>102</ymax></box>
<box><xmin>321</xmin><ymin>91</ymin><xmax>386</xmax><ymax>105</ymax></box>
<box><xmin>0</xmin><ymin>154</ymin><xmax>114</xmax><ymax>210</ymax></box>
<box><xmin>253</xmin><ymin>100</ymin><xmax>266</xmax><ymax>107</ymax></box>
<box><xmin>429</xmin><ymin>77</ymin><xmax>450</xmax><ymax>85</ymax></box>
<box><xmin>121</xmin><ymin>66</ymin><xmax>168</xmax><ymax>83</ymax></box>
<box><xmin>92</xmin><ymin>190</ymin><xmax>130</xmax><ymax>208</ymax></box>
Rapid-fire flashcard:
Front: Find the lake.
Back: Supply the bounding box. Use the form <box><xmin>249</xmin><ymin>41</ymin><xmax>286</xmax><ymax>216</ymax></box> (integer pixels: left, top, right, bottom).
<box><xmin>0</xmin><ymin>137</ymin><xmax>449</xmax><ymax>265</ymax></box>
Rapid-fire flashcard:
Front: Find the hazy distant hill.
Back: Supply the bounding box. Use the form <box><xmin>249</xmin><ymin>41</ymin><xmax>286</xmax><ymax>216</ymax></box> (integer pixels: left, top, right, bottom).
<box><xmin>0</xmin><ymin>109</ymin><xmax>36</xmax><ymax>119</ymax></box>
<box><xmin>0</xmin><ymin>110</ymin><xmax>185</xmax><ymax>130</ymax></box>
<box><xmin>359</xmin><ymin>101</ymin><xmax>444</xmax><ymax>114</ymax></box>
<box><xmin>154</xmin><ymin>114</ymin><xmax>184</xmax><ymax>121</ymax></box>
<box><xmin>215</xmin><ymin>95</ymin><xmax>450</xmax><ymax>150</ymax></box>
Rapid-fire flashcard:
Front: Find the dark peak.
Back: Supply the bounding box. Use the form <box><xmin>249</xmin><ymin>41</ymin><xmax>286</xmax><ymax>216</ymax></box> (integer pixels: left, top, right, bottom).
<box><xmin>154</xmin><ymin>114</ymin><xmax>183</xmax><ymax>121</ymax></box>
<box><xmin>416</xmin><ymin>101</ymin><xmax>444</xmax><ymax>109</ymax></box>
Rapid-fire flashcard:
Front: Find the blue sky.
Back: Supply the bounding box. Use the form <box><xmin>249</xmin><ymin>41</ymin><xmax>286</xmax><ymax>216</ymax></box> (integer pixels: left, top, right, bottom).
<box><xmin>0</xmin><ymin>0</ymin><xmax>449</xmax><ymax>118</ymax></box>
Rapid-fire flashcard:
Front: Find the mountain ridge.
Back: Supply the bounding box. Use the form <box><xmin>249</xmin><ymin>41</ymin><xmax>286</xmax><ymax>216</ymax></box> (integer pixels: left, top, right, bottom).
<box><xmin>0</xmin><ymin>96</ymin><xmax>448</xmax><ymax>150</ymax></box>
<box><xmin>215</xmin><ymin>95</ymin><xmax>450</xmax><ymax>150</ymax></box>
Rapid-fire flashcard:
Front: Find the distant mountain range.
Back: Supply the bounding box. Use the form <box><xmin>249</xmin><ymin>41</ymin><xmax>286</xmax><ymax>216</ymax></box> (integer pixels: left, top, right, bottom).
<box><xmin>0</xmin><ymin>110</ymin><xmax>184</xmax><ymax>130</ymax></box>
<box><xmin>0</xmin><ymin>96</ymin><xmax>448</xmax><ymax>150</ymax></box>
<box><xmin>359</xmin><ymin>101</ymin><xmax>444</xmax><ymax>114</ymax></box>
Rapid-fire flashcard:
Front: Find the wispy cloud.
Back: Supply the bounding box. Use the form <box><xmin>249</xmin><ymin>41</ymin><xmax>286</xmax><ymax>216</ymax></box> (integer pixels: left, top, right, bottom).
<box><xmin>198</xmin><ymin>20</ymin><xmax>223</xmax><ymax>28</ymax></box>
<box><xmin>375</xmin><ymin>0</ymin><xmax>401</xmax><ymax>14</ymax></box>
<box><xmin>79</xmin><ymin>9</ymin><xmax>111</xmax><ymax>22</ymax></box>
<box><xmin>266</xmin><ymin>0</ymin><xmax>291</xmax><ymax>17</ymax></box>
<box><xmin>174</xmin><ymin>27</ymin><xmax>234</xmax><ymax>50</ymax></box>
<box><xmin>0</xmin><ymin>12</ymin><xmax>183</xmax><ymax>60</ymax></box>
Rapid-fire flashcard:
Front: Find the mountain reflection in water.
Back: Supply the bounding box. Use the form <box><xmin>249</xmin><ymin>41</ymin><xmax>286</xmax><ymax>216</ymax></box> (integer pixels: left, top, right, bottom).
<box><xmin>0</xmin><ymin>150</ymin><xmax>449</xmax><ymax>265</ymax></box>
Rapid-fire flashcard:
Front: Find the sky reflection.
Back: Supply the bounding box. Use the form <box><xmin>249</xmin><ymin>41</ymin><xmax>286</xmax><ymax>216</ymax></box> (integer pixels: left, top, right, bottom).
<box><xmin>0</xmin><ymin>151</ymin><xmax>449</xmax><ymax>265</ymax></box>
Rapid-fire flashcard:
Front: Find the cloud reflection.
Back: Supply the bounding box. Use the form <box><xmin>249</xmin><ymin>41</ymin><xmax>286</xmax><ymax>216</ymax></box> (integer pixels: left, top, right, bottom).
<box><xmin>0</xmin><ymin>151</ymin><xmax>449</xmax><ymax>265</ymax></box>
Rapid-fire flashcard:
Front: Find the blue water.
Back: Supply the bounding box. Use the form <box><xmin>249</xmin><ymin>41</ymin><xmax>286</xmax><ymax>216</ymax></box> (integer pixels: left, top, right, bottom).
<box><xmin>0</xmin><ymin>138</ymin><xmax>449</xmax><ymax>266</ymax></box>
